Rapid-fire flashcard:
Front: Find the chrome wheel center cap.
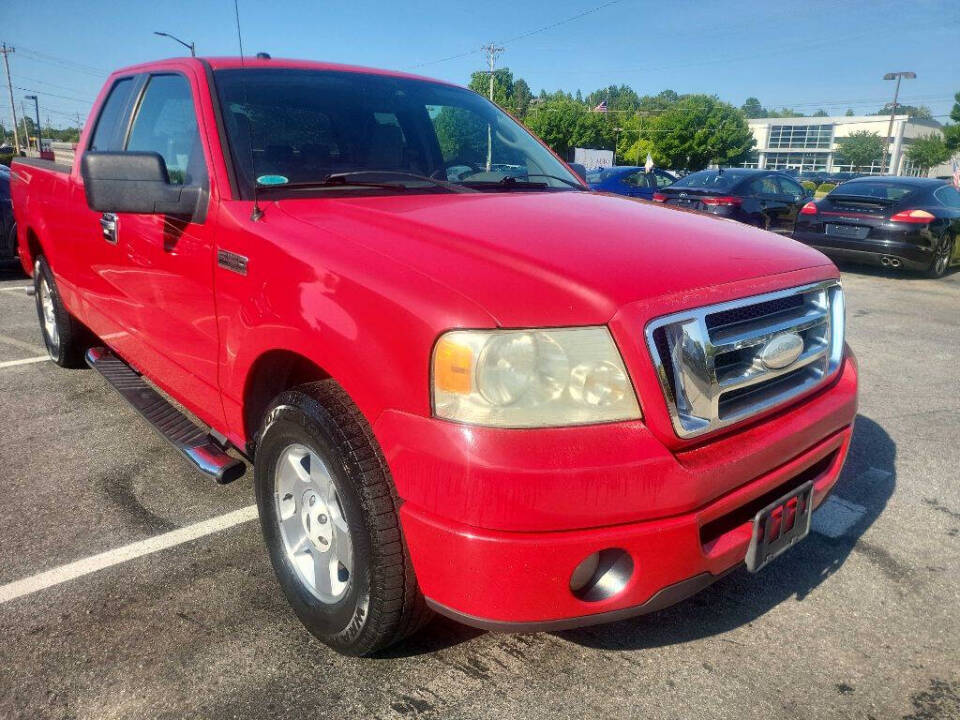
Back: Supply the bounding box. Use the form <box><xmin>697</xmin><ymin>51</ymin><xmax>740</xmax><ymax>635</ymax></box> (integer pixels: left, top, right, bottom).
<box><xmin>302</xmin><ymin>490</ymin><xmax>332</xmax><ymax>550</ymax></box>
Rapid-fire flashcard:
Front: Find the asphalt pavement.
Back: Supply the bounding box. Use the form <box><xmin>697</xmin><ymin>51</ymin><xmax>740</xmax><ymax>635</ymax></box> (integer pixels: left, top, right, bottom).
<box><xmin>0</xmin><ymin>259</ymin><xmax>957</xmax><ymax>720</ymax></box>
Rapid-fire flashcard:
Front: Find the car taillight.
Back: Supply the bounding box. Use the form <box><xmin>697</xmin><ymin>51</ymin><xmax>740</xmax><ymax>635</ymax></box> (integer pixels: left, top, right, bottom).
<box><xmin>800</xmin><ymin>201</ymin><xmax>818</xmax><ymax>215</ymax></box>
<box><xmin>889</xmin><ymin>209</ymin><xmax>936</xmax><ymax>224</ymax></box>
<box><xmin>652</xmin><ymin>193</ymin><xmax>667</xmax><ymax>203</ymax></box>
<box><xmin>700</xmin><ymin>196</ymin><xmax>742</xmax><ymax>207</ymax></box>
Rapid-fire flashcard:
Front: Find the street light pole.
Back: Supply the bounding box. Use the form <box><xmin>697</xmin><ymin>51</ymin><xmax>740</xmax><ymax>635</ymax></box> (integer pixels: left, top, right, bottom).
<box><xmin>881</xmin><ymin>71</ymin><xmax>915</xmax><ymax>175</ymax></box>
<box><xmin>25</xmin><ymin>95</ymin><xmax>40</xmax><ymax>154</ymax></box>
<box><xmin>153</xmin><ymin>31</ymin><xmax>196</xmax><ymax>57</ymax></box>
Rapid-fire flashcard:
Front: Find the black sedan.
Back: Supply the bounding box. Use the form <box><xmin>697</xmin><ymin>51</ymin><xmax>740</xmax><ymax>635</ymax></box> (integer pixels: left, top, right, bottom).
<box><xmin>0</xmin><ymin>164</ymin><xmax>16</xmax><ymax>261</ymax></box>
<box><xmin>792</xmin><ymin>176</ymin><xmax>960</xmax><ymax>278</ymax></box>
<box><xmin>653</xmin><ymin>168</ymin><xmax>810</xmax><ymax>234</ymax></box>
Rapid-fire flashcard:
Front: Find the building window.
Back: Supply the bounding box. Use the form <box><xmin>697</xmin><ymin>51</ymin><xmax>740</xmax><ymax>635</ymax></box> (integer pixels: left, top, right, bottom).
<box><xmin>763</xmin><ymin>151</ymin><xmax>829</xmax><ymax>171</ymax></box>
<box><xmin>767</xmin><ymin>124</ymin><xmax>833</xmax><ymax>150</ymax></box>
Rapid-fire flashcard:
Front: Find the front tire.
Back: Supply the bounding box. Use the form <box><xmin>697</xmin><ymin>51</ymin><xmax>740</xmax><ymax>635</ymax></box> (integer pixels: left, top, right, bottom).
<box><xmin>33</xmin><ymin>255</ymin><xmax>88</xmax><ymax>367</ymax></box>
<box><xmin>254</xmin><ymin>381</ymin><xmax>432</xmax><ymax>655</ymax></box>
<box><xmin>926</xmin><ymin>234</ymin><xmax>954</xmax><ymax>279</ymax></box>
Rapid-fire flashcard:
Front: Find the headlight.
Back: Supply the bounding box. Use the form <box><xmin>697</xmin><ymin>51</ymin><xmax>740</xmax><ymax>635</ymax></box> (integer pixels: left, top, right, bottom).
<box><xmin>432</xmin><ymin>327</ymin><xmax>641</xmax><ymax>427</ymax></box>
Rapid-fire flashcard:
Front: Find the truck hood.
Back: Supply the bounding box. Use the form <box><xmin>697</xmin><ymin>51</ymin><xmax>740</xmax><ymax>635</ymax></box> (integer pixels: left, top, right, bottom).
<box><xmin>275</xmin><ymin>190</ymin><xmax>833</xmax><ymax>326</ymax></box>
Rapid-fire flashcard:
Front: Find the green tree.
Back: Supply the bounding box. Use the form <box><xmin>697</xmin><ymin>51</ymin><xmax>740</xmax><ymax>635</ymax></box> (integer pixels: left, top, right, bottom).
<box><xmin>812</xmin><ymin>109</ymin><xmax>828</xmax><ymax>117</ymax></box>
<box><xmin>741</xmin><ymin>97</ymin><xmax>767</xmax><ymax>118</ymax></box>
<box><xmin>943</xmin><ymin>91</ymin><xmax>960</xmax><ymax>152</ymax></box>
<box><xmin>642</xmin><ymin>95</ymin><xmax>754</xmax><ymax>170</ymax></box>
<box><xmin>510</xmin><ymin>78</ymin><xmax>533</xmax><ymax>120</ymax></box>
<box><xmin>468</xmin><ymin>68</ymin><xmax>514</xmax><ymax>106</ymax></box>
<box><xmin>873</xmin><ymin>103</ymin><xmax>933</xmax><ymax>120</ymax></box>
<box><xmin>836</xmin><ymin>130</ymin><xmax>885</xmax><ymax>171</ymax></box>
<box><xmin>907</xmin><ymin>133</ymin><xmax>952</xmax><ymax>176</ymax></box>
<box><xmin>845</xmin><ymin>108</ymin><xmax>855</xmax><ymax>116</ymax></box>
<box><xmin>585</xmin><ymin>85</ymin><xmax>640</xmax><ymax>113</ymax></box>
<box><xmin>524</xmin><ymin>97</ymin><xmax>589</xmax><ymax>158</ymax></box>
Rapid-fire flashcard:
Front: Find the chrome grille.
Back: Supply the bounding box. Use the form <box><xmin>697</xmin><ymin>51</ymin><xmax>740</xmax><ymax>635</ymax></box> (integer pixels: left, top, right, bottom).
<box><xmin>646</xmin><ymin>281</ymin><xmax>845</xmax><ymax>438</ymax></box>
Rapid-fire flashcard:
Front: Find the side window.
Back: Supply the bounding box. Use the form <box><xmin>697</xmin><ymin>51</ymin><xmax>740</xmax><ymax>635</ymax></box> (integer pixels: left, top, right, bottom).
<box><xmin>624</xmin><ymin>172</ymin><xmax>652</xmax><ymax>188</ymax></box>
<box><xmin>779</xmin><ymin>178</ymin><xmax>805</xmax><ymax>197</ymax></box>
<box><xmin>748</xmin><ymin>176</ymin><xmax>779</xmax><ymax>195</ymax></box>
<box><xmin>88</xmin><ymin>77</ymin><xmax>135</xmax><ymax>151</ymax></box>
<box><xmin>935</xmin><ymin>186</ymin><xmax>960</xmax><ymax>209</ymax></box>
<box><xmin>126</xmin><ymin>74</ymin><xmax>205</xmax><ymax>186</ymax></box>
<box><xmin>655</xmin><ymin>172</ymin><xmax>674</xmax><ymax>188</ymax></box>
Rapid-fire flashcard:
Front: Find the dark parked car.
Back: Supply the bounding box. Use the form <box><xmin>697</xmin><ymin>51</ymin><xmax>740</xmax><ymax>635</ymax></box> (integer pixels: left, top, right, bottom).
<box><xmin>793</xmin><ymin>176</ymin><xmax>960</xmax><ymax>278</ymax></box>
<box><xmin>652</xmin><ymin>168</ymin><xmax>811</xmax><ymax>234</ymax></box>
<box><xmin>586</xmin><ymin>166</ymin><xmax>676</xmax><ymax>200</ymax></box>
<box><xmin>0</xmin><ymin>164</ymin><xmax>16</xmax><ymax>260</ymax></box>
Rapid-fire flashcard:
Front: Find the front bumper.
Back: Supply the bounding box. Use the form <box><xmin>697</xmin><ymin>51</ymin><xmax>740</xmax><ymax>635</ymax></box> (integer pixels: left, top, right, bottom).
<box><xmin>378</xmin><ymin>353</ymin><xmax>858</xmax><ymax>629</ymax></box>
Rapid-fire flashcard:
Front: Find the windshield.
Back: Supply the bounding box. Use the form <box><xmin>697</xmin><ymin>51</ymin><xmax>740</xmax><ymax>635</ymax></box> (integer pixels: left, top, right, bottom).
<box><xmin>213</xmin><ymin>68</ymin><xmax>581</xmax><ymax>197</ymax></box>
<box><xmin>669</xmin><ymin>170</ymin><xmax>745</xmax><ymax>190</ymax></box>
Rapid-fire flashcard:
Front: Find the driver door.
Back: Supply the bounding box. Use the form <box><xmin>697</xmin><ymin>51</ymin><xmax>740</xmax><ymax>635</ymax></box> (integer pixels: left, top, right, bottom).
<box><xmin>110</xmin><ymin>71</ymin><xmax>224</xmax><ymax>427</ymax></box>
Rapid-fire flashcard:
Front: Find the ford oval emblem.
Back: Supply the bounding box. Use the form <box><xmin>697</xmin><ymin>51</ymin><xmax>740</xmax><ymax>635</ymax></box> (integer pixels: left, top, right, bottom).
<box><xmin>759</xmin><ymin>332</ymin><xmax>804</xmax><ymax>370</ymax></box>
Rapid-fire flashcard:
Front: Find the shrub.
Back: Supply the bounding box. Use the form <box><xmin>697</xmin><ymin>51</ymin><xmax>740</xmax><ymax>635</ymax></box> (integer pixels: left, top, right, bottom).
<box><xmin>815</xmin><ymin>182</ymin><xmax>837</xmax><ymax>195</ymax></box>
<box><xmin>801</xmin><ymin>180</ymin><xmax>817</xmax><ymax>193</ymax></box>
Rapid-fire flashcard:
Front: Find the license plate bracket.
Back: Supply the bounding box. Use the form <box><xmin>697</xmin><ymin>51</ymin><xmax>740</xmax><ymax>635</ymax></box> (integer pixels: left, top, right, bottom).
<box><xmin>825</xmin><ymin>223</ymin><xmax>869</xmax><ymax>240</ymax></box>
<box><xmin>745</xmin><ymin>480</ymin><xmax>814</xmax><ymax>572</ymax></box>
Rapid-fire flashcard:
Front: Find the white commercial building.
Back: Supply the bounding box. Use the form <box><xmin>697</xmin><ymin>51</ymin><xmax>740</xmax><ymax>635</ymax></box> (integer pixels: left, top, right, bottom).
<box><xmin>743</xmin><ymin>114</ymin><xmax>945</xmax><ymax>176</ymax></box>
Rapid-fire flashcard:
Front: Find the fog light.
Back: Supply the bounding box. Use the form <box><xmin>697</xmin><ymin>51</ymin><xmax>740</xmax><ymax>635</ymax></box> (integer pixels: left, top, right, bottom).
<box><xmin>569</xmin><ymin>552</ymin><xmax>600</xmax><ymax>592</ymax></box>
<box><xmin>569</xmin><ymin>548</ymin><xmax>634</xmax><ymax>602</ymax></box>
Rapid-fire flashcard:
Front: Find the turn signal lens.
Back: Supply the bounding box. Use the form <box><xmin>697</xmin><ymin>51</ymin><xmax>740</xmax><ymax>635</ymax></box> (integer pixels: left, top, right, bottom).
<box><xmin>800</xmin><ymin>201</ymin><xmax>818</xmax><ymax>215</ymax></box>
<box><xmin>433</xmin><ymin>337</ymin><xmax>473</xmax><ymax>394</ymax></box>
<box><xmin>889</xmin><ymin>209</ymin><xmax>935</xmax><ymax>224</ymax></box>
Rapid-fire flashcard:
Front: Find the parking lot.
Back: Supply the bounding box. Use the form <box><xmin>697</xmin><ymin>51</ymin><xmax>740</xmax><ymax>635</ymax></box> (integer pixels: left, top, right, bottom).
<box><xmin>0</xmin><ymin>261</ymin><xmax>957</xmax><ymax>720</ymax></box>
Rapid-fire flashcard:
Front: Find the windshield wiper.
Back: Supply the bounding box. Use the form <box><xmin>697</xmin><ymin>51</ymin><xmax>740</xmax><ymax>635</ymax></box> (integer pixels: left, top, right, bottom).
<box><xmin>463</xmin><ymin>174</ymin><xmax>584</xmax><ymax>190</ymax></box>
<box><xmin>324</xmin><ymin>170</ymin><xmax>474</xmax><ymax>193</ymax></box>
<box><xmin>512</xmin><ymin>173</ymin><xmax>586</xmax><ymax>189</ymax></box>
<box><xmin>255</xmin><ymin>170</ymin><xmax>475</xmax><ymax>193</ymax></box>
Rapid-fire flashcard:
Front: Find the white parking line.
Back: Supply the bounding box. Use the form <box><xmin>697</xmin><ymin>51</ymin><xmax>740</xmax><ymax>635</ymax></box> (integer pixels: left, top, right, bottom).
<box><xmin>0</xmin><ymin>285</ymin><xmax>30</xmax><ymax>295</ymax></box>
<box><xmin>812</xmin><ymin>495</ymin><xmax>867</xmax><ymax>539</ymax></box>
<box><xmin>0</xmin><ymin>505</ymin><xmax>258</xmax><ymax>604</ymax></box>
<box><xmin>0</xmin><ymin>355</ymin><xmax>49</xmax><ymax>369</ymax></box>
<box><xmin>0</xmin><ymin>334</ymin><xmax>45</xmax><ymax>354</ymax></box>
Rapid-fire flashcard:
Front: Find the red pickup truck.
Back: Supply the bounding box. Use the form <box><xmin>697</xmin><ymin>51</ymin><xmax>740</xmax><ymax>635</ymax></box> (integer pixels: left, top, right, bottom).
<box><xmin>12</xmin><ymin>57</ymin><xmax>858</xmax><ymax>656</ymax></box>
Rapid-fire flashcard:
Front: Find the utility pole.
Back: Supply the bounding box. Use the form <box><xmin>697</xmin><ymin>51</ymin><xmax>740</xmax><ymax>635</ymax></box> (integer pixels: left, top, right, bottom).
<box><xmin>480</xmin><ymin>43</ymin><xmax>503</xmax><ymax>172</ymax></box>
<box><xmin>20</xmin><ymin>101</ymin><xmax>29</xmax><ymax>150</ymax></box>
<box><xmin>1</xmin><ymin>43</ymin><xmax>20</xmax><ymax>153</ymax></box>
<box><xmin>25</xmin><ymin>95</ymin><xmax>40</xmax><ymax>155</ymax></box>
<box><xmin>481</xmin><ymin>43</ymin><xmax>503</xmax><ymax>101</ymax></box>
<box><xmin>881</xmin><ymin>71</ymin><xmax>915</xmax><ymax>175</ymax></box>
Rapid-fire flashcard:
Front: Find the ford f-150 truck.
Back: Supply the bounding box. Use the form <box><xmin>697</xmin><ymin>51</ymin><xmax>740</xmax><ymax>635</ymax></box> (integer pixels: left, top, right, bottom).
<box><xmin>11</xmin><ymin>57</ymin><xmax>858</xmax><ymax>656</ymax></box>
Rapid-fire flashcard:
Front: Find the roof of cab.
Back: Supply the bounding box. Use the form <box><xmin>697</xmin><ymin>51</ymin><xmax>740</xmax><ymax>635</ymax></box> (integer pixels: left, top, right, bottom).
<box><xmin>109</xmin><ymin>56</ymin><xmax>458</xmax><ymax>88</ymax></box>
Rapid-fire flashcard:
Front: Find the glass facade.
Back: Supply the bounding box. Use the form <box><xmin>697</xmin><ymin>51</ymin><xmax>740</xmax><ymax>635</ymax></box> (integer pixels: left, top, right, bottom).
<box><xmin>767</xmin><ymin>124</ymin><xmax>833</xmax><ymax>149</ymax></box>
<box><xmin>763</xmin><ymin>152</ymin><xmax>829</xmax><ymax>171</ymax></box>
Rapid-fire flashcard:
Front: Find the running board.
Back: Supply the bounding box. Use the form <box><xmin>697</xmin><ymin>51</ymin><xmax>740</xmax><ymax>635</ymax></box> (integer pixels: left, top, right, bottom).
<box><xmin>85</xmin><ymin>347</ymin><xmax>246</xmax><ymax>484</ymax></box>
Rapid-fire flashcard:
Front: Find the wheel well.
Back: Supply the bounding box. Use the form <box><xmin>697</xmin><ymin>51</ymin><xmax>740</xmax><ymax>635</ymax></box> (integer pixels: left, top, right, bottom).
<box><xmin>243</xmin><ymin>350</ymin><xmax>331</xmax><ymax>449</ymax></box>
<box><xmin>25</xmin><ymin>227</ymin><xmax>42</xmax><ymax>268</ymax></box>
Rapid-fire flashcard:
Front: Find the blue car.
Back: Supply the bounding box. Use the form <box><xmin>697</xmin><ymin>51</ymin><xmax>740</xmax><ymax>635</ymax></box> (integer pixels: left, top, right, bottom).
<box><xmin>0</xmin><ymin>164</ymin><xmax>16</xmax><ymax>261</ymax></box>
<box><xmin>586</xmin><ymin>166</ymin><xmax>677</xmax><ymax>200</ymax></box>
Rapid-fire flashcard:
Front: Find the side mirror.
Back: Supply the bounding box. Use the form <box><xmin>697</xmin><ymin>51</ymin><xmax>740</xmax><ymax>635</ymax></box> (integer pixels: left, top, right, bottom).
<box><xmin>568</xmin><ymin>162</ymin><xmax>588</xmax><ymax>182</ymax></box>
<box><xmin>81</xmin><ymin>151</ymin><xmax>203</xmax><ymax>218</ymax></box>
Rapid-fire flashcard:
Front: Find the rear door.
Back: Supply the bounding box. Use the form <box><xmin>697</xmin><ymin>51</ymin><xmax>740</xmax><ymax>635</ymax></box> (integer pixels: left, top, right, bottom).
<box><xmin>745</xmin><ymin>174</ymin><xmax>788</xmax><ymax>232</ymax></box>
<box><xmin>111</xmin><ymin>71</ymin><xmax>224</xmax><ymax>427</ymax></box>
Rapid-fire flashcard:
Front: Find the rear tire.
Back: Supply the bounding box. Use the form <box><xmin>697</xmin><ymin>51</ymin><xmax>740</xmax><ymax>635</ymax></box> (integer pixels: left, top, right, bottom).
<box><xmin>926</xmin><ymin>234</ymin><xmax>954</xmax><ymax>279</ymax></box>
<box><xmin>254</xmin><ymin>380</ymin><xmax>432</xmax><ymax>656</ymax></box>
<box><xmin>33</xmin><ymin>255</ymin><xmax>88</xmax><ymax>368</ymax></box>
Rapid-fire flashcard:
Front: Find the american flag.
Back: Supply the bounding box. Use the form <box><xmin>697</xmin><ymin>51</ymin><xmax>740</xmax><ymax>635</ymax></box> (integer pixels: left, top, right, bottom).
<box><xmin>593</xmin><ymin>100</ymin><xmax>608</xmax><ymax>113</ymax></box>
<box><xmin>953</xmin><ymin>156</ymin><xmax>960</xmax><ymax>190</ymax></box>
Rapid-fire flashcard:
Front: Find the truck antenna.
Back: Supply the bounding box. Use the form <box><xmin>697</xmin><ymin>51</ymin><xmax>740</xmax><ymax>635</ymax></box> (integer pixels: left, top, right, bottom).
<box><xmin>234</xmin><ymin>0</ymin><xmax>264</xmax><ymax>221</ymax></box>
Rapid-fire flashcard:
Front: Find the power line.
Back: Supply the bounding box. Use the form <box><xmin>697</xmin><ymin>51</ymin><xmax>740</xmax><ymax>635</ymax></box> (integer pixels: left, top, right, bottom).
<box><xmin>13</xmin><ymin>44</ymin><xmax>109</xmax><ymax>75</ymax></box>
<box><xmin>15</xmin><ymin>85</ymin><xmax>92</xmax><ymax>105</ymax></box>
<box><xmin>407</xmin><ymin>0</ymin><xmax>625</xmax><ymax>69</ymax></box>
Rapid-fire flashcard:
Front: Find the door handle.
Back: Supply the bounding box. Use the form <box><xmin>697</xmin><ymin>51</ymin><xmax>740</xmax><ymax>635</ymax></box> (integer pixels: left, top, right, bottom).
<box><xmin>100</xmin><ymin>213</ymin><xmax>118</xmax><ymax>245</ymax></box>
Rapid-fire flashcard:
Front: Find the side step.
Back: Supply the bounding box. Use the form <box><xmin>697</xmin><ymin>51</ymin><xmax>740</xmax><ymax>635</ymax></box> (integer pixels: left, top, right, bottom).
<box><xmin>85</xmin><ymin>347</ymin><xmax>246</xmax><ymax>484</ymax></box>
